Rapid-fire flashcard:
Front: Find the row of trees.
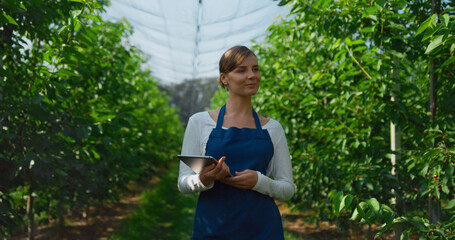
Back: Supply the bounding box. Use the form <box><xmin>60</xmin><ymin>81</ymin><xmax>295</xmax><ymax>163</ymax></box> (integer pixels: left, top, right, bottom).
<box><xmin>213</xmin><ymin>0</ymin><xmax>454</xmax><ymax>238</ymax></box>
<box><xmin>161</xmin><ymin>78</ymin><xmax>219</xmax><ymax>127</ymax></box>
<box><xmin>1</xmin><ymin>0</ymin><xmax>182</xmax><ymax>238</ymax></box>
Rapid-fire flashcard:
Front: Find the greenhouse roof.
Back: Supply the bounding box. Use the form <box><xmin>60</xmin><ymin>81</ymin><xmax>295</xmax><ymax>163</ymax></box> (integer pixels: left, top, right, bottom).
<box><xmin>103</xmin><ymin>0</ymin><xmax>290</xmax><ymax>84</ymax></box>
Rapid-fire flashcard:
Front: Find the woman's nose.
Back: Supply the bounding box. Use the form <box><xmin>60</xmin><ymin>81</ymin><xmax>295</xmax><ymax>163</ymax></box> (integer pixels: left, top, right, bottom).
<box><xmin>247</xmin><ymin>69</ymin><xmax>257</xmax><ymax>78</ymax></box>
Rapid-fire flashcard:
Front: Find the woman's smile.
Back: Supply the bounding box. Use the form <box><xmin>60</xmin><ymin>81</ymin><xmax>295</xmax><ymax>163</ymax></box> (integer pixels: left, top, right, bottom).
<box><xmin>245</xmin><ymin>82</ymin><xmax>258</xmax><ymax>88</ymax></box>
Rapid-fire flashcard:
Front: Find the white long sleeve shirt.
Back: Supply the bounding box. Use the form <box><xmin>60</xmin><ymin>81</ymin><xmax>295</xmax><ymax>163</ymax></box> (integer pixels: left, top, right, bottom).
<box><xmin>178</xmin><ymin>111</ymin><xmax>295</xmax><ymax>202</ymax></box>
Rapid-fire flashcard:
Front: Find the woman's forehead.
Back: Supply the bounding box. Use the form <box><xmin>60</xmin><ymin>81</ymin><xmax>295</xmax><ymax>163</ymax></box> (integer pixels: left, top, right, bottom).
<box><xmin>237</xmin><ymin>54</ymin><xmax>258</xmax><ymax>66</ymax></box>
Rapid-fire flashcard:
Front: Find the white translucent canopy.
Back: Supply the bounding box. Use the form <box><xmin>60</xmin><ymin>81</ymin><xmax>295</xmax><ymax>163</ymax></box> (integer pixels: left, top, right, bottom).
<box><xmin>103</xmin><ymin>0</ymin><xmax>290</xmax><ymax>84</ymax></box>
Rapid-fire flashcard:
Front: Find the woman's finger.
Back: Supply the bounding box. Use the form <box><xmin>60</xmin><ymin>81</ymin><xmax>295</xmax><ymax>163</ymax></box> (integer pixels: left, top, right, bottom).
<box><xmin>201</xmin><ymin>163</ymin><xmax>216</xmax><ymax>174</ymax></box>
<box><xmin>221</xmin><ymin>170</ymin><xmax>257</xmax><ymax>189</ymax></box>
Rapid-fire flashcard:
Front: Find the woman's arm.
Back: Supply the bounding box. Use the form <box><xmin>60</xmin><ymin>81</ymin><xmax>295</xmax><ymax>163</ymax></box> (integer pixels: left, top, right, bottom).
<box><xmin>177</xmin><ymin>115</ymin><xmax>214</xmax><ymax>193</ymax></box>
<box><xmin>252</xmin><ymin>122</ymin><xmax>295</xmax><ymax>201</ymax></box>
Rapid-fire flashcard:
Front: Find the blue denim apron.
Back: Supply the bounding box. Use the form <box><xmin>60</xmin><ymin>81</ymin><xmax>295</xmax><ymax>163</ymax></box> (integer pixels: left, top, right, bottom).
<box><xmin>192</xmin><ymin>105</ymin><xmax>284</xmax><ymax>240</ymax></box>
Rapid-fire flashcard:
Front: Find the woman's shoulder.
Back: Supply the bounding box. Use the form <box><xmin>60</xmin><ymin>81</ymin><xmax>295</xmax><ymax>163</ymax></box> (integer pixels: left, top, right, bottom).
<box><xmin>207</xmin><ymin>108</ymin><xmax>220</xmax><ymax>123</ymax></box>
<box><xmin>262</xmin><ymin>117</ymin><xmax>283</xmax><ymax>130</ymax></box>
<box><xmin>188</xmin><ymin>111</ymin><xmax>216</xmax><ymax>126</ymax></box>
<box><xmin>263</xmin><ymin>118</ymin><xmax>287</xmax><ymax>143</ymax></box>
<box><xmin>189</xmin><ymin>111</ymin><xmax>209</xmax><ymax>119</ymax></box>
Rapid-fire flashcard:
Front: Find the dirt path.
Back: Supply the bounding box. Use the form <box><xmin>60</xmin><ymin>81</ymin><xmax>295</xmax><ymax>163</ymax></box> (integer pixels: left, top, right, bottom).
<box><xmin>10</xmin><ymin>183</ymin><xmax>395</xmax><ymax>240</ymax></box>
<box><xmin>7</xmin><ymin>177</ymin><xmax>156</xmax><ymax>240</ymax></box>
<box><xmin>9</xmin><ymin>193</ymin><xmax>140</xmax><ymax>240</ymax></box>
<box><xmin>279</xmin><ymin>203</ymin><xmax>398</xmax><ymax>240</ymax></box>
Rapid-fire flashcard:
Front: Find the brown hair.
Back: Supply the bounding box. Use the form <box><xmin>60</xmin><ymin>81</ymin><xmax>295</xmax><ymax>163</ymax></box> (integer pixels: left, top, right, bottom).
<box><xmin>217</xmin><ymin>45</ymin><xmax>257</xmax><ymax>89</ymax></box>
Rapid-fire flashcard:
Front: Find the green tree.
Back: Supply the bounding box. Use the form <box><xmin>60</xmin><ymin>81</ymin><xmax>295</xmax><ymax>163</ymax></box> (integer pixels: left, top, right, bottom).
<box><xmin>1</xmin><ymin>0</ymin><xmax>182</xmax><ymax>238</ymax></box>
<box><xmin>212</xmin><ymin>0</ymin><xmax>454</xmax><ymax>238</ymax></box>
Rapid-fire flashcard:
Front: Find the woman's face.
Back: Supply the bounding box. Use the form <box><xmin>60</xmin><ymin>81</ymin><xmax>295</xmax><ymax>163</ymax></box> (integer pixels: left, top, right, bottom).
<box><xmin>220</xmin><ymin>54</ymin><xmax>261</xmax><ymax>97</ymax></box>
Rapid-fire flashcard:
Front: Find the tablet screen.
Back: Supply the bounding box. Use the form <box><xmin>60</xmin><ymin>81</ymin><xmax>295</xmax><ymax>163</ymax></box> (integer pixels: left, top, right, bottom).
<box><xmin>177</xmin><ymin>155</ymin><xmax>217</xmax><ymax>174</ymax></box>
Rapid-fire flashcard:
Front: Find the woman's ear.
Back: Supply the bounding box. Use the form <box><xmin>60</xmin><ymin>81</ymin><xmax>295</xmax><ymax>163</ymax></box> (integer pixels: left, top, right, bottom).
<box><xmin>220</xmin><ymin>73</ymin><xmax>228</xmax><ymax>86</ymax></box>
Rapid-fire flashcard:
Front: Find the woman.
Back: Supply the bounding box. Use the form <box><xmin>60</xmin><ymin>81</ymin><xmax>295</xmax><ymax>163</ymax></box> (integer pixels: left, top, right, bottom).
<box><xmin>178</xmin><ymin>45</ymin><xmax>294</xmax><ymax>240</ymax></box>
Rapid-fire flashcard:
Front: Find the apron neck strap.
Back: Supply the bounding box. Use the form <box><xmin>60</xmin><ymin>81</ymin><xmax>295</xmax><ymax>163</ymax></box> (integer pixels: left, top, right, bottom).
<box><xmin>216</xmin><ymin>105</ymin><xmax>226</xmax><ymax>129</ymax></box>
<box><xmin>216</xmin><ymin>105</ymin><xmax>262</xmax><ymax>130</ymax></box>
<box><xmin>253</xmin><ymin>110</ymin><xmax>262</xmax><ymax>130</ymax></box>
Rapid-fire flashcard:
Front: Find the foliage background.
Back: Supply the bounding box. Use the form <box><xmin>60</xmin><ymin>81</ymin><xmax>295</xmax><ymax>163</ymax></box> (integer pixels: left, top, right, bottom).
<box><xmin>1</xmin><ymin>0</ymin><xmax>182</xmax><ymax>237</ymax></box>
<box><xmin>211</xmin><ymin>0</ymin><xmax>455</xmax><ymax>238</ymax></box>
<box><xmin>2</xmin><ymin>0</ymin><xmax>455</xmax><ymax>239</ymax></box>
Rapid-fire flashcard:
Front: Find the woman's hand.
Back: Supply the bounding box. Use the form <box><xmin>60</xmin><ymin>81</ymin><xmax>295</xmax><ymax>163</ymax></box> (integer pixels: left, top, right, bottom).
<box><xmin>220</xmin><ymin>169</ymin><xmax>258</xmax><ymax>190</ymax></box>
<box><xmin>199</xmin><ymin>156</ymin><xmax>230</xmax><ymax>186</ymax></box>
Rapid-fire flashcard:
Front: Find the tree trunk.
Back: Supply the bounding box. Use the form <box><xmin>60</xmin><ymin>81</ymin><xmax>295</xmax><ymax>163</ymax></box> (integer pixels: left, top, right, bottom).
<box><xmin>27</xmin><ymin>189</ymin><xmax>35</xmax><ymax>240</ymax></box>
<box><xmin>428</xmin><ymin>59</ymin><xmax>441</xmax><ymax>224</ymax></box>
<box><xmin>58</xmin><ymin>200</ymin><xmax>65</xmax><ymax>229</ymax></box>
<box><xmin>428</xmin><ymin>0</ymin><xmax>441</xmax><ymax>225</ymax></box>
<box><xmin>429</xmin><ymin>60</ymin><xmax>437</xmax><ymax>122</ymax></box>
<box><xmin>390</xmin><ymin>57</ymin><xmax>405</xmax><ymax>240</ymax></box>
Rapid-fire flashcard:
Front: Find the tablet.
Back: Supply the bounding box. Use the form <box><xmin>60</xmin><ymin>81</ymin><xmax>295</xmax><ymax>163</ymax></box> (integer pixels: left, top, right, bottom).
<box><xmin>177</xmin><ymin>155</ymin><xmax>217</xmax><ymax>174</ymax></box>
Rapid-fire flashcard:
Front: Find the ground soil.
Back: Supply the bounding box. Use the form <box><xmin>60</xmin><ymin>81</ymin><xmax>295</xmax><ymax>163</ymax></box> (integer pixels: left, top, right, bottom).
<box><xmin>10</xmin><ymin>184</ymin><xmax>399</xmax><ymax>240</ymax></box>
<box><xmin>9</xmin><ymin>191</ymin><xmax>140</xmax><ymax>240</ymax></box>
<box><xmin>7</xmin><ymin>179</ymin><xmax>154</xmax><ymax>240</ymax></box>
<box><xmin>278</xmin><ymin>203</ymin><xmax>397</xmax><ymax>240</ymax></box>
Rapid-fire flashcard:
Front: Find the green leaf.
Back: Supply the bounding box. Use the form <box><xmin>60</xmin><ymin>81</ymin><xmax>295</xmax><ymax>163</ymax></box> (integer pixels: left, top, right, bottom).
<box><xmin>375</xmin><ymin>212</ymin><xmax>398</xmax><ymax>239</ymax></box>
<box><xmin>420</xmin><ymin>164</ymin><xmax>429</xmax><ymax>176</ymax></box>
<box><xmin>321</xmin><ymin>0</ymin><xmax>331</xmax><ymax>8</ymax></box>
<box><xmin>344</xmin><ymin>38</ymin><xmax>366</xmax><ymax>46</ymax></box>
<box><xmin>2</xmin><ymin>12</ymin><xmax>18</xmax><ymax>26</ymax></box>
<box><xmin>351</xmin><ymin>207</ymin><xmax>360</xmax><ymax>221</ymax></box>
<box><xmin>400</xmin><ymin>229</ymin><xmax>411</xmax><ymax>240</ymax></box>
<box><xmin>311</xmin><ymin>72</ymin><xmax>321</xmax><ymax>83</ymax></box>
<box><xmin>19</xmin><ymin>3</ymin><xmax>27</xmax><ymax>10</ymax></box>
<box><xmin>422</xmin><ymin>25</ymin><xmax>442</xmax><ymax>42</ymax></box>
<box><xmin>71</xmin><ymin>9</ymin><xmax>83</xmax><ymax>19</ymax></box>
<box><xmin>366</xmin><ymin>198</ymin><xmax>380</xmax><ymax>213</ymax></box>
<box><xmin>374</xmin><ymin>0</ymin><xmax>387</xmax><ymax>8</ymax></box>
<box><xmin>410</xmin><ymin>216</ymin><xmax>429</xmax><ymax>232</ymax></box>
<box><xmin>341</xmin><ymin>194</ymin><xmax>354</xmax><ymax>212</ymax></box>
<box><xmin>356</xmin><ymin>202</ymin><xmax>369</xmax><ymax>220</ymax></box>
<box><xmin>58</xmin><ymin>25</ymin><xmax>69</xmax><ymax>35</ymax></box>
<box><xmin>364</xmin><ymin>6</ymin><xmax>379</xmax><ymax>15</ymax></box>
<box><xmin>60</xmin><ymin>135</ymin><xmax>76</xmax><ymax>144</ymax></box>
<box><xmin>425</xmin><ymin>35</ymin><xmax>443</xmax><ymax>55</ymax></box>
<box><xmin>443</xmin><ymin>199</ymin><xmax>455</xmax><ymax>209</ymax></box>
<box><xmin>416</xmin><ymin>14</ymin><xmax>437</xmax><ymax>36</ymax></box>
<box><xmin>54</xmin><ymin>68</ymin><xmax>78</xmax><ymax>77</ymax></box>
<box><xmin>442</xmin><ymin>56</ymin><xmax>455</xmax><ymax>67</ymax></box>
<box><xmin>91</xmin><ymin>149</ymin><xmax>100</xmax><ymax>159</ymax></box>
<box><xmin>333</xmin><ymin>191</ymin><xmax>343</xmax><ymax>214</ymax></box>
<box><xmin>82</xmin><ymin>13</ymin><xmax>102</xmax><ymax>23</ymax></box>
<box><xmin>433</xmin><ymin>185</ymin><xmax>441</xmax><ymax>199</ymax></box>
<box><xmin>74</xmin><ymin>20</ymin><xmax>81</xmax><ymax>32</ymax></box>
<box><xmin>393</xmin><ymin>216</ymin><xmax>408</xmax><ymax>224</ymax></box>
<box><xmin>440</xmin><ymin>14</ymin><xmax>449</xmax><ymax>27</ymax></box>
<box><xmin>367</xmin><ymin>15</ymin><xmax>378</xmax><ymax>21</ymax></box>
<box><xmin>389</xmin><ymin>23</ymin><xmax>406</xmax><ymax>31</ymax></box>
<box><xmin>90</xmin><ymin>111</ymin><xmax>116</xmax><ymax>122</ymax></box>
<box><xmin>360</xmin><ymin>26</ymin><xmax>375</xmax><ymax>33</ymax></box>
<box><xmin>351</xmin><ymin>39</ymin><xmax>366</xmax><ymax>46</ymax></box>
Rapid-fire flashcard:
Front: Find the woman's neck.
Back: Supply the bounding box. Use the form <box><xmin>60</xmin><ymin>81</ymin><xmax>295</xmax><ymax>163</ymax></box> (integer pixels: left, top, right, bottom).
<box><xmin>225</xmin><ymin>95</ymin><xmax>253</xmax><ymax>117</ymax></box>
